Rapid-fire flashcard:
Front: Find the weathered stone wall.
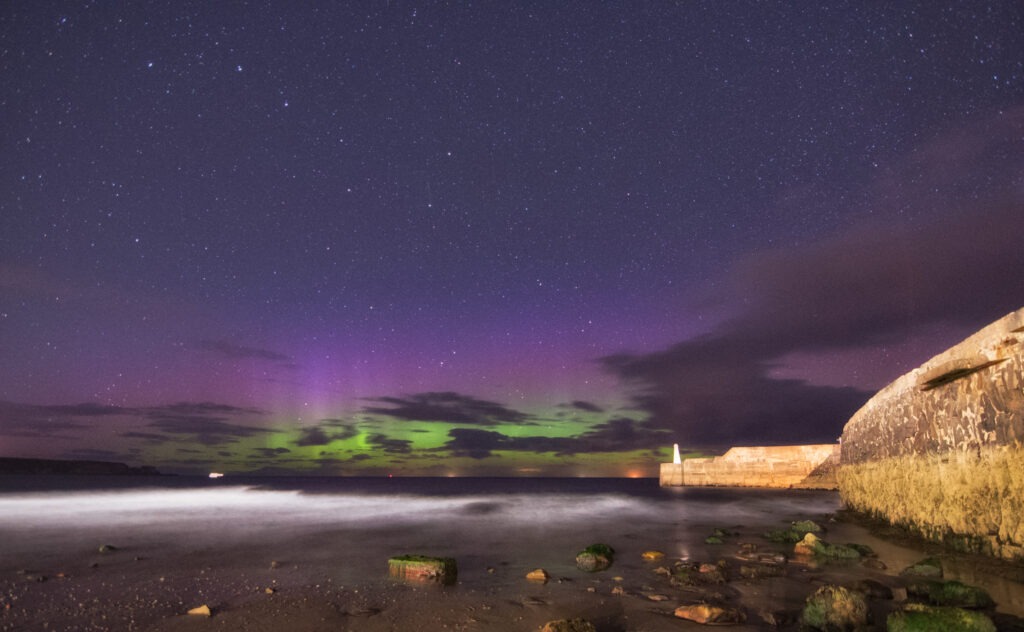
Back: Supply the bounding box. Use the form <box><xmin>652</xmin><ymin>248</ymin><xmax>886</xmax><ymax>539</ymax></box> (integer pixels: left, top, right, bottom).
<box><xmin>838</xmin><ymin>307</ymin><xmax>1024</xmax><ymax>559</ymax></box>
<box><xmin>659</xmin><ymin>463</ymin><xmax>684</xmax><ymax>486</ymax></box>
<box><xmin>676</xmin><ymin>444</ymin><xmax>840</xmax><ymax>489</ymax></box>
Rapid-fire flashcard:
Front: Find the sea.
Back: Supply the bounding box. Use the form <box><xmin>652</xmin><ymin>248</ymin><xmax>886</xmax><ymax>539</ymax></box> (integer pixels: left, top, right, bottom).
<box><xmin>1</xmin><ymin>476</ymin><xmax>1022</xmax><ymax>618</ymax></box>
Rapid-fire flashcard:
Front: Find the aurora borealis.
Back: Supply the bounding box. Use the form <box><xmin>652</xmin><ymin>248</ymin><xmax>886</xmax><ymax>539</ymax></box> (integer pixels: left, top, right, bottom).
<box><xmin>2</xmin><ymin>2</ymin><xmax>1023</xmax><ymax>476</ymax></box>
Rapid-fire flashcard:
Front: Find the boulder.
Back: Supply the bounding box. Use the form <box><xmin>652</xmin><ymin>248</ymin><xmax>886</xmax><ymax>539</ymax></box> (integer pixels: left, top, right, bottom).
<box><xmin>575</xmin><ymin>543</ymin><xmax>614</xmax><ymax>572</ymax></box>
<box><xmin>387</xmin><ymin>555</ymin><xmax>457</xmax><ymax>584</ymax></box>
<box><xmin>886</xmin><ymin>603</ymin><xmax>996</xmax><ymax>632</ymax></box>
<box><xmin>674</xmin><ymin>603</ymin><xmax>746</xmax><ymax>625</ymax></box>
<box><xmin>801</xmin><ymin>585</ymin><xmax>869</xmax><ymax>630</ymax></box>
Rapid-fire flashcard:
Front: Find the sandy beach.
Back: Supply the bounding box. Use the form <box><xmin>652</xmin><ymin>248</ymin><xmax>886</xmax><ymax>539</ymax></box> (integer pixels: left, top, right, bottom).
<box><xmin>2</xmin><ymin>479</ymin><xmax>1023</xmax><ymax>631</ymax></box>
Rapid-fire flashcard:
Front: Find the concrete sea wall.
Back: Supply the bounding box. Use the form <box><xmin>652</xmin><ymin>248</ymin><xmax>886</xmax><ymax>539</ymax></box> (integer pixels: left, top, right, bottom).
<box><xmin>662</xmin><ymin>444</ymin><xmax>840</xmax><ymax>489</ymax></box>
<box><xmin>838</xmin><ymin>307</ymin><xmax>1024</xmax><ymax>560</ymax></box>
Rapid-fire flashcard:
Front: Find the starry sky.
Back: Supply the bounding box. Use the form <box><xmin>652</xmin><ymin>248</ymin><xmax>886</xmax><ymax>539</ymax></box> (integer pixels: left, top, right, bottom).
<box><xmin>2</xmin><ymin>2</ymin><xmax>1023</xmax><ymax>476</ymax></box>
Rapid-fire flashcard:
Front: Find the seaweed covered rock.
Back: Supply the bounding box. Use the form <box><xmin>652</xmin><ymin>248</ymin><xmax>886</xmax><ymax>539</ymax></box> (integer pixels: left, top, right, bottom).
<box><xmin>887</xmin><ymin>603</ymin><xmax>996</xmax><ymax>632</ymax></box>
<box><xmin>792</xmin><ymin>520</ymin><xmax>824</xmax><ymax>534</ymax></box>
<box><xmin>900</xmin><ymin>557</ymin><xmax>943</xmax><ymax>578</ymax></box>
<box><xmin>739</xmin><ymin>561</ymin><xmax>785</xmax><ymax>580</ymax></box>
<box><xmin>387</xmin><ymin>555</ymin><xmax>457</xmax><ymax>584</ymax></box>
<box><xmin>674</xmin><ymin>603</ymin><xmax>746</xmax><ymax>625</ymax></box>
<box><xmin>671</xmin><ymin>561</ymin><xmax>727</xmax><ymax>586</ymax></box>
<box><xmin>765</xmin><ymin>519</ymin><xmax>824</xmax><ymax>543</ymax></box>
<box><xmin>575</xmin><ymin>543</ymin><xmax>614</xmax><ymax>572</ymax></box>
<box><xmin>794</xmin><ymin>533</ymin><xmax>862</xmax><ymax>559</ymax></box>
<box><xmin>801</xmin><ymin>585</ymin><xmax>869</xmax><ymax>630</ymax></box>
<box><xmin>906</xmin><ymin>580</ymin><xmax>994</xmax><ymax>609</ymax></box>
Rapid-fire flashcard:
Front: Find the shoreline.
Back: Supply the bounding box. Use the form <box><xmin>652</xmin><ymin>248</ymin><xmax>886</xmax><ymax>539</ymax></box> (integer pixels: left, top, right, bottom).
<box><xmin>2</xmin><ymin>484</ymin><xmax>1023</xmax><ymax>630</ymax></box>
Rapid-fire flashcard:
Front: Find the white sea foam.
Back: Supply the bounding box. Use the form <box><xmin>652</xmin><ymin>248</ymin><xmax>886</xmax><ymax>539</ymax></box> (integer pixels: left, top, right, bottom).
<box><xmin>0</xmin><ymin>486</ymin><xmax>659</xmax><ymax>529</ymax></box>
<box><xmin>0</xmin><ymin>483</ymin><xmax>843</xmax><ymax>566</ymax></box>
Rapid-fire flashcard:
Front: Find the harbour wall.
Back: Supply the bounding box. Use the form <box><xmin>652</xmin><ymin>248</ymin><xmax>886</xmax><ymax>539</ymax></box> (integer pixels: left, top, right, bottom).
<box><xmin>838</xmin><ymin>307</ymin><xmax>1024</xmax><ymax>560</ymax></box>
<box><xmin>660</xmin><ymin>444</ymin><xmax>840</xmax><ymax>489</ymax></box>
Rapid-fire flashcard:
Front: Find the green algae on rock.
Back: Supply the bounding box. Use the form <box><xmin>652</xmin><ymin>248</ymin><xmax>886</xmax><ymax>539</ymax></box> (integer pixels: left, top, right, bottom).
<box><xmin>886</xmin><ymin>603</ymin><xmax>996</xmax><ymax>632</ymax></box>
<box><xmin>387</xmin><ymin>555</ymin><xmax>457</xmax><ymax>584</ymax></box>
<box><xmin>765</xmin><ymin>519</ymin><xmax>825</xmax><ymax>543</ymax></box>
<box><xmin>801</xmin><ymin>585</ymin><xmax>869</xmax><ymax>631</ymax></box>
<box><xmin>794</xmin><ymin>532</ymin><xmax>863</xmax><ymax>559</ymax></box>
<box><xmin>900</xmin><ymin>557</ymin><xmax>943</xmax><ymax>578</ymax></box>
<box><xmin>575</xmin><ymin>543</ymin><xmax>614</xmax><ymax>571</ymax></box>
<box><xmin>906</xmin><ymin>579</ymin><xmax>995</xmax><ymax>609</ymax></box>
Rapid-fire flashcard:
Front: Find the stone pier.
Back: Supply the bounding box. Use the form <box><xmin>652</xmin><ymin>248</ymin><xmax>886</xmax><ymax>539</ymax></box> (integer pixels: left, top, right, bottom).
<box><xmin>660</xmin><ymin>444</ymin><xmax>840</xmax><ymax>489</ymax></box>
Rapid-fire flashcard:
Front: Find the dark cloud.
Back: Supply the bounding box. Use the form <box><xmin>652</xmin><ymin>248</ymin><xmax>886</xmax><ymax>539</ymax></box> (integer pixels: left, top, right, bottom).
<box><xmin>602</xmin><ymin>109</ymin><xmax>1024</xmax><ymax>447</ymax></box>
<box><xmin>566</xmin><ymin>400</ymin><xmax>604</xmax><ymax>413</ymax></box>
<box><xmin>295</xmin><ymin>427</ymin><xmax>332</xmax><ymax>446</ymax></box>
<box><xmin>0</xmin><ymin>401</ymin><xmax>99</xmax><ymax>437</ymax></box>
<box><xmin>365</xmin><ymin>433</ymin><xmax>413</xmax><ymax>454</ymax></box>
<box><xmin>363</xmin><ymin>392</ymin><xmax>532</xmax><ymax>426</ymax></box>
<box><xmin>604</xmin><ymin>342</ymin><xmax>868</xmax><ymax>445</ymax></box>
<box><xmin>726</xmin><ymin>109</ymin><xmax>1024</xmax><ymax>351</ymax></box>
<box><xmin>442</xmin><ymin>418</ymin><xmax>666</xmax><ymax>459</ymax></box>
<box><xmin>145</xmin><ymin>402</ymin><xmax>269</xmax><ymax>444</ymax></box>
<box><xmin>194</xmin><ymin>339</ymin><xmax>293</xmax><ymax>364</ymax></box>
<box><xmin>60</xmin><ymin>448</ymin><xmax>127</xmax><ymax>461</ymax></box>
<box><xmin>573</xmin><ymin>417</ymin><xmax>671</xmax><ymax>452</ymax></box>
<box><xmin>444</xmin><ymin>428</ymin><xmax>510</xmax><ymax>459</ymax></box>
<box><xmin>148</xmin><ymin>402</ymin><xmax>263</xmax><ymax>417</ymax></box>
<box><xmin>37</xmin><ymin>403</ymin><xmax>129</xmax><ymax>416</ymax></box>
<box><xmin>294</xmin><ymin>422</ymin><xmax>358</xmax><ymax>446</ymax></box>
<box><xmin>253</xmin><ymin>447</ymin><xmax>291</xmax><ymax>458</ymax></box>
<box><xmin>121</xmin><ymin>431</ymin><xmax>168</xmax><ymax>442</ymax></box>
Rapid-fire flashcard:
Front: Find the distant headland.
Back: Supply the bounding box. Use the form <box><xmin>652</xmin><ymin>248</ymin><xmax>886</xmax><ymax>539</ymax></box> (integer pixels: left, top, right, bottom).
<box><xmin>0</xmin><ymin>457</ymin><xmax>162</xmax><ymax>476</ymax></box>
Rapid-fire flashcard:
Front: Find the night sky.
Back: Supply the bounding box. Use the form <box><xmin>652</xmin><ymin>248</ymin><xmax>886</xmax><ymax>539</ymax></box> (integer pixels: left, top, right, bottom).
<box><xmin>2</xmin><ymin>2</ymin><xmax>1022</xmax><ymax>476</ymax></box>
